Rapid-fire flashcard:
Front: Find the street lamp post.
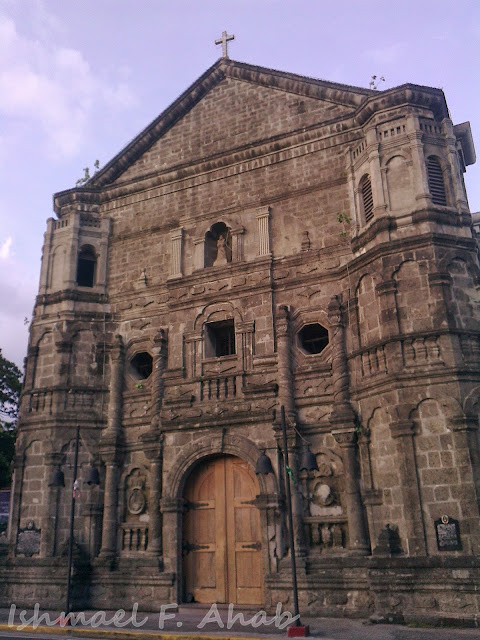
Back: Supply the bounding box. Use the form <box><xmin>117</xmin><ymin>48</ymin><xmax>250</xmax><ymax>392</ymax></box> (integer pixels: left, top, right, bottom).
<box><xmin>256</xmin><ymin>405</ymin><xmax>318</xmax><ymax>638</ymax></box>
<box><xmin>49</xmin><ymin>425</ymin><xmax>100</xmax><ymax>622</ymax></box>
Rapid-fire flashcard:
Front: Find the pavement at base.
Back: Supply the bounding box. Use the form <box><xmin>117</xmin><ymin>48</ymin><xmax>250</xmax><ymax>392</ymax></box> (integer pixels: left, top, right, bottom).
<box><xmin>0</xmin><ymin>607</ymin><xmax>479</xmax><ymax>640</ymax></box>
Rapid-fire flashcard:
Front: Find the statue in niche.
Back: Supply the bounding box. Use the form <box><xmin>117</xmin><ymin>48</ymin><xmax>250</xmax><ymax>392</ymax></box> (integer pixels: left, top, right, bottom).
<box><xmin>213</xmin><ymin>235</ymin><xmax>228</xmax><ymax>267</ymax></box>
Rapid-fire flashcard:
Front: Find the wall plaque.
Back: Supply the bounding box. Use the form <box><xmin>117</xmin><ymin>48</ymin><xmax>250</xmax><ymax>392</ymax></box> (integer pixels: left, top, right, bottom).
<box><xmin>16</xmin><ymin>521</ymin><xmax>41</xmax><ymax>557</ymax></box>
<box><xmin>434</xmin><ymin>515</ymin><xmax>461</xmax><ymax>551</ymax></box>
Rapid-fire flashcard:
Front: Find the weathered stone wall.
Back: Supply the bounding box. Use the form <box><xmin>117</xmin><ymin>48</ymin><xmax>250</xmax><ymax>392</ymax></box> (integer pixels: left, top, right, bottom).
<box><xmin>2</xmin><ymin>58</ymin><xmax>480</xmax><ymax>624</ymax></box>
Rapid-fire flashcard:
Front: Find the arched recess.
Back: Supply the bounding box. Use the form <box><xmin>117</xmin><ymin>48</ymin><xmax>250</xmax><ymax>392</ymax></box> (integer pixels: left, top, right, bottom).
<box><xmin>165</xmin><ymin>433</ymin><xmax>276</xmax><ymax>500</ymax></box>
<box><xmin>409</xmin><ymin>397</ymin><xmax>468</xmax><ymax>555</ymax></box>
<box><xmin>462</xmin><ymin>386</ymin><xmax>480</xmax><ymax>505</ymax></box>
<box><xmin>163</xmin><ymin>433</ymin><xmax>278</xmax><ymax>605</ymax></box>
<box><xmin>204</xmin><ymin>222</ymin><xmax>232</xmax><ymax>267</ymax></box>
<box><xmin>54</xmin><ymin>436</ymin><xmax>95</xmax><ymax>555</ymax></box>
<box><xmin>355</xmin><ymin>272</ymin><xmax>381</xmax><ymax>347</ymax></box>
<box><xmin>67</xmin><ymin>329</ymin><xmax>97</xmax><ymax>386</ymax></box>
<box><xmin>366</xmin><ymin>406</ymin><xmax>405</xmax><ymax>547</ymax></box>
<box><xmin>393</xmin><ymin>260</ymin><xmax>431</xmax><ymax>333</ymax></box>
<box><xmin>446</xmin><ymin>258</ymin><xmax>480</xmax><ymax>331</ymax></box>
<box><xmin>385</xmin><ymin>154</ymin><xmax>414</xmax><ymax>211</ymax></box>
<box><xmin>49</xmin><ymin>245</ymin><xmax>66</xmax><ymax>291</ymax></box>
<box><xmin>33</xmin><ymin>331</ymin><xmax>54</xmax><ymax>388</ymax></box>
<box><xmin>19</xmin><ymin>440</ymin><xmax>45</xmax><ymax>531</ymax></box>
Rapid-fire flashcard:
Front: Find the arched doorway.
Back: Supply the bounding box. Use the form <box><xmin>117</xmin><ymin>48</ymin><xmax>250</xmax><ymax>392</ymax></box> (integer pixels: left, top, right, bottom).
<box><xmin>182</xmin><ymin>455</ymin><xmax>263</xmax><ymax>605</ymax></box>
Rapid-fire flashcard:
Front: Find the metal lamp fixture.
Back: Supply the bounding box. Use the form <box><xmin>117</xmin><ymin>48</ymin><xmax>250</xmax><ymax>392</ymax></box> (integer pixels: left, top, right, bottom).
<box><xmin>299</xmin><ymin>447</ymin><xmax>319</xmax><ymax>472</ymax></box>
<box><xmin>85</xmin><ymin>465</ymin><xmax>100</xmax><ymax>486</ymax></box>
<box><xmin>49</xmin><ymin>468</ymin><xmax>65</xmax><ymax>488</ymax></box>
<box><xmin>256</xmin><ymin>406</ymin><xmax>313</xmax><ymax>637</ymax></box>
<box><xmin>51</xmin><ymin>426</ymin><xmax>100</xmax><ymax>621</ymax></box>
<box><xmin>255</xmin><ymin>450</ymin><xmax>274</xmax><ymax>475</ymax></box>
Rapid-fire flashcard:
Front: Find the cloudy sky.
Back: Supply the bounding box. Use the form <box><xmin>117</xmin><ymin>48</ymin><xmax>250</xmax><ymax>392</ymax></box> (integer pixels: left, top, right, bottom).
<box><xmin>1</xmin><ymin>0</ymin><xmax>479</xmax><ymax>368</ymax></box>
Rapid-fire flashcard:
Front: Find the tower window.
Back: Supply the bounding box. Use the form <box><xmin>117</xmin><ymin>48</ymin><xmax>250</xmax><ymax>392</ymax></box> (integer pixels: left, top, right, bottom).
<box><xmin>427</xmin><ymin>156</ymin><xmax>447</xmax><ymax>206</ymax></box>
<box><xmin>360</xmin><ymin>175</ymin><xmax>374</xmax><ymax>223</ymax></box>
<box><xmin>76</xmin><ymin>246</ymin><xmax>96</xmax><ymax>287</ymax></box>
<box><xmin>298</xmin><ymin>323</ymin><xmax>329</xmax><ymax>355</ymax></box>
<box><xmin>205</xmin><ymin>320</ymin><xmax>236</xmax><ymax>358</ymax></box>
<box><xmin>129</xmin><ymin>352</ymin><xmax>153</xmax><ymax>380</ymax></box>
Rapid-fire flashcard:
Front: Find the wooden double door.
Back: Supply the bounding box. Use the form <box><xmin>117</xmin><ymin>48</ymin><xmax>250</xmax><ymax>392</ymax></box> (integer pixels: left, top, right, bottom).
<box><xmin>183</xmin><ymin>455</ymin><xmax>263</xmax><ymax>605</ymax></box>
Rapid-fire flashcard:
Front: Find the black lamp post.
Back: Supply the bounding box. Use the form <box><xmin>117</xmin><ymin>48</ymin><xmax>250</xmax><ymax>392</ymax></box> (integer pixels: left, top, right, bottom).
<box><xmin>256</xmin><ymin>405</ymin><xmax>318</xmax><ymax>638</ymax></box>
<box><xmin>49</xmin><ymin>425</ymin><xmax>100</xmax><ymax>621</ymax></box>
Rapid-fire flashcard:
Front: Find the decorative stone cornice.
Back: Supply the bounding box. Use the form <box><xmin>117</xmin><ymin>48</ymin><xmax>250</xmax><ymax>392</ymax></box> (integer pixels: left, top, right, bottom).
<box><xmin>390</xmin><ymin>420</ymin><xmax>415</xmax><ymax>438</ymax></box>
<box><xmin>160</xmin><ymin>497</ymin><xmax>184</xmax><ymax>513</ymax></box>
<box><xmin>36</xmin><ymin>290</ymin><xmax>109</xmax><ymax>306</ymax></box>
<box><xmin>332</xmin><ymin>427</ymin><xmax>358</xmax><ymax>446</ymax></box>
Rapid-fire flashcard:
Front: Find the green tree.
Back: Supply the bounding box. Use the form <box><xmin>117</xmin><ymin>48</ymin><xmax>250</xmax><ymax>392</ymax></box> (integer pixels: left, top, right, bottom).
<box><xmin>0</xmin><ymin>350</ymin><xmax>22</xmax><ymax>488</ymax></box>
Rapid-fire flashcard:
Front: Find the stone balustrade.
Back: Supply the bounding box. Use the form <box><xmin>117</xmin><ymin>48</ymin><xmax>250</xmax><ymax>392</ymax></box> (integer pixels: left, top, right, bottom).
<box><xmin>304</xmin><ymin>517</ymin><xmax>348</xmax><ymax>553</ymax></box>
<box><xmin>199</xmin><ymin>374</ymin><xmax>241</xmax><ymax>401</ymax></box>
<box><xmin>120</xmin><ymin>524</ymin><xmax>149</xmax><ymax>554</ymax></box>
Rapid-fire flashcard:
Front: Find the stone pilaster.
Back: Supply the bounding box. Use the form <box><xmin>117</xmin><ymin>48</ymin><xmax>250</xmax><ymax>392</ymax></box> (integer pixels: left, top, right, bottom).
<box><xmin>231</xmin><ymin>226</ymin><xmax>245</xmax><ymax>262</ymax></box>
<box><xmin>390</xmin><ymin>419</ymin><xmax>427</xmax><ymax>556</ymax></box>
<box><xmin>40</xmin><ymin>452</ymin><xmax>65</xmax><ymax>557</ymax></box>
<box><xmin>8</xmin><ymin>452</ymin><xmax>26</xmax><ymax>547</ymax></box>
<box><xmin>256</xmin><ymin>206</ymin><xmax>271</xmax><ymax>256</ymax></box>
<box><xmin>443</xmin><ymin>118</ymin><xmax>469</xmax><ymax>213</ymax></box>
<box><xmin>140</xmin><ymin>329</ymin><xmax>168</xmax><ymax>565</ymax></box>
<box><xmin>184</xmin><ymin>330</ymin><xmax>203</xmax><ymax>378</ymax></box>
<box><xmin>160</xmin><ymin>498</ymin><xmax>183</xmax><ymax>576</ymax></box>
<box><xmin>23</xmin><ymin>346</ymin><xmax>39</xmax><ymax>395</ymax></box>
<box><xmin>365</xmin><ymin>127</ymin><xmax>387</xmax><ymax>217</ymax></box>
<box><xmin>38</xmin><ymin>218</ymin><xmax>55</xmax><ymax>295</ymax></box>
<box><xmin>99</xmin><ymin>458</ymin><xmax>121</xmax><ymax>559</ymax></box>
<box><xmin>150</xmin><ymin>330</ymin><xmax>168</xmax><ymax>426</ymax></box>
<box><xmin>236</xmin><ymin>321</ymin><xmax>255</xmax><ymax>371</ymax></box>
<box><xmin>99</xmin><ymin>335</ymin><xmax>125</xmax><ymax>560</ymax></box>
<box><xmin>376</xmin><ymin>279</ymin><xmax>402</xmax><ymax>373</ymax></box>
<box><xmin>332</xmin><ymin>429</ymin><xmax>370</xmax><ymax>555</ymax></box>
<box><xmin>328</xmin><ymin>295</ymin><xmax>370</xmax><ymax>555</ymax></box>
<box><xmin>275</xmin><ymin>305</ymin><xmax>294</xmax><ymax>417</ymax></box>
<box><xmin>275</xmin><ymin>305</ymin><xmax>306</xmax><ymax>556</ymax></box>
<box><xmin>406</xmin><ymin>115</ymin><xmax>431</xmax><ymax>208</ymax></box>
<box><xmin>450</xmin><ymin>416</ymin><xmax>480</xmax><ymax>555</ymax></box>
<box><xmin>106</xmin><ymin>335</ymin><xmax>124</xmax><ymax>437</ymax></box>
<box><xmin>169</xmin><ymin>228</ymin><xmax>184</xmax><ymax>279</ymax></box>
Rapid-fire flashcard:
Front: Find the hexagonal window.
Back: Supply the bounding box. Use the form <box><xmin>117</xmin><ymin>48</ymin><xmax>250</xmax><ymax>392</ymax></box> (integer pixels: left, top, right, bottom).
<box><xmin>129</xmin><ymin>352</ymin><xmax>153</xmax><ymax>380</ymax></box>
<box><xmin>298</xmin><ymin>323</ymin><xmax>329</xmax><ymax>355</ymax></box>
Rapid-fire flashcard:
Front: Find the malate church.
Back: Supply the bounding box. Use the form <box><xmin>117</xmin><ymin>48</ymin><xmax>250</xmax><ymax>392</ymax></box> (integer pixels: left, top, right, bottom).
<box><xmin>2</xmin><ymin>41</ymin><xmax>480</xmax><ymax>624</ymax></box>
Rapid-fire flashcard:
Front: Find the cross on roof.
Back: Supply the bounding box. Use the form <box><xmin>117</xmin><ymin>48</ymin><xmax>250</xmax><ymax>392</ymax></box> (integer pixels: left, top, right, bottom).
<box><xmin>215</xmin><ymin>31</ymin><xmax>235</xmax><ymax>58</ymax></box>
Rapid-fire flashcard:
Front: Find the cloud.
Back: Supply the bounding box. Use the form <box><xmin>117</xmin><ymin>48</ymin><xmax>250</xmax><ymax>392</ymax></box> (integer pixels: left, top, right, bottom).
<box><xmin>0</xmin><ymin>11</ymin><xmax>137</xmax><ymax>159</ymax></box>
<box><xmin>0</xmin><ymin>241</ymin><xmax>39</xmax><ymax>367</ymax></box>
<box><xmin>363</xmin><ymin>42</ymin><xmax>408</xmax><ymax>67</ymax></box>
<box><xmin>0</xmin><ymin>236</ymin><xmax>12</xmax><ymax>260</ymax></box>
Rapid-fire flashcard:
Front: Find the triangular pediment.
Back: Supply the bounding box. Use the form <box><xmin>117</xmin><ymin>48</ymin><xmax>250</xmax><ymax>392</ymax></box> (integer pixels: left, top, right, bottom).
<box><xmin>89</xmin><ymin>59</ymin><xmax>374</xmax><ymax>188</ymax></box>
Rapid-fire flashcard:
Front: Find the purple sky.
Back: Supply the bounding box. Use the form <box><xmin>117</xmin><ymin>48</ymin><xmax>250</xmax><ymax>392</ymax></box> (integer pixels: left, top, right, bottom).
<box><xmin>1</xmin><ymin>0</ymin><xmax>479</xmax><ymax>367</ymax></box>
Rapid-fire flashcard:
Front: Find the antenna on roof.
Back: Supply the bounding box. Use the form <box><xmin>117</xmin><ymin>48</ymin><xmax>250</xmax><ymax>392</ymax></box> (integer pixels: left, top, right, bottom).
<box><xmin>369</xmin><ymin>75</ymin><xmax>385</xmax><ymax>90</ymax></box>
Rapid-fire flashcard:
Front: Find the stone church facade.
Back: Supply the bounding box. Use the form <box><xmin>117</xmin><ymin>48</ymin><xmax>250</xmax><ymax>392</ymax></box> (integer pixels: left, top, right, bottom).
<box><xmin>2</xmin><ymin>58</ymin><xmax>480</xmax><ymax>624</ymax></box>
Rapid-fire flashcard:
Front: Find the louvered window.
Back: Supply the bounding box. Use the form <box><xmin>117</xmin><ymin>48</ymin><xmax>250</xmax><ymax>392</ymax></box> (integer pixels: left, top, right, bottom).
<box><xmin>427</xmin><ymin>157</ymin><xmax>447</xmax><ymax>206</ymax></box>
<box><xmin>361</xmin><ymin>176</ymin><xmax>374</xmax><ymax>223</ymax></box>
